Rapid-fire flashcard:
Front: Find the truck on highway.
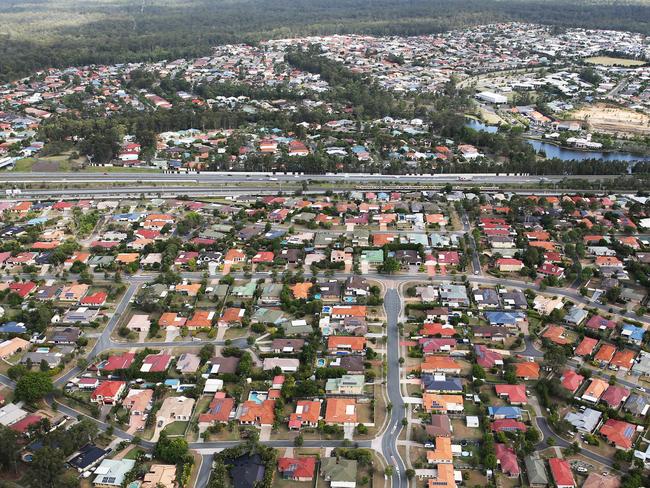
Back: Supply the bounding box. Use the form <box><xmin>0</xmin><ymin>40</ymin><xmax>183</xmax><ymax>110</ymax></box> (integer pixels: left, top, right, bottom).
<box><xmin>457</xmin><ymin>175</ymin><xmax>473</xmax><ymax>181</ymax></box>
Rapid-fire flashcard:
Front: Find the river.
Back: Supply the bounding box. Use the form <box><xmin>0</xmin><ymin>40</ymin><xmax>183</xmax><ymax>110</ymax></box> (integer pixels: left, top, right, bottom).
<box><xmin>465</xmin><ymin>119</ymin><xmax>650</xmax><ymax>162</ymax></box>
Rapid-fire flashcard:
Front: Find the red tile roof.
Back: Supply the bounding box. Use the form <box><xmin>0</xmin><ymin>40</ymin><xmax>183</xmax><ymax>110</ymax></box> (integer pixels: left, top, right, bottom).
<box><xmin>495</xmin><ymin>443</ymin><xmax>520</xmax><ymax>476</ymax></box>
<box><xmin>549</xmin><ymin>458</ymin><xmax>575</xmax><ymax>487</ymax></box>
<box><xmin>277</xmin><ymin>457</ymin><xmax>317</xmax><ymax>480</ymax></box>
<box><xmin>599</xmin><ymin>419</ymin><xmax>636</xmax><ymax>449</ymax></box>
<box><xmin>574</xmin><ymin>337</ymin><xmax>598</xmax><ymax>356</ymax></box>
<box><xmin>103</xmin><ymin>352</ymin><xmax>136</xmax><ymax>371</ymax></box>
<box><xmin>560</xmin><ymin>370</ymin><xmax>584</xmax><ymax>393</ymax></box>
<box><xmin>495</xmin><ymin>384</ymin><xmax>527</xmax><ymax>404</ymax></box>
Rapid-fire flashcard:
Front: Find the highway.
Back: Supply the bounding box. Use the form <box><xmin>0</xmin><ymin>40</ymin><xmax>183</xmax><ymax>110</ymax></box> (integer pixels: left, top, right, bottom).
<box><xmin>0</xmin><ymin>171</ymin><xmax>588</xmax><ymax>184</ymax></box>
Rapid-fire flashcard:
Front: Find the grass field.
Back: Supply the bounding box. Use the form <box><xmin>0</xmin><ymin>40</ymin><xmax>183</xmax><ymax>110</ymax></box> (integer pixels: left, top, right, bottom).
<box><xmin>162</xmin><ymin>421</ymin><xmax>189</xmax><ymax>436</ymax></box>
<box><xmin>584</xmin><ymin>56</ymin><xmax>646</xmax><ymax>67</ymax></box>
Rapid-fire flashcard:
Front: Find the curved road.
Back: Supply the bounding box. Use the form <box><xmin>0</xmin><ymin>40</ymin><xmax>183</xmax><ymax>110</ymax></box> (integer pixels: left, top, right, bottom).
<box><xmin>383</xmin><ymin>288</ymin><xmax>408</xmax><ymax>488</ymax></box>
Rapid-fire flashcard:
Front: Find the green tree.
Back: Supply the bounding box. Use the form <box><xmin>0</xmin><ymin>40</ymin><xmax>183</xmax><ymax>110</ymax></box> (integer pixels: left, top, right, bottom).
<box><xmin>0</xmin><ymin>426</ymin><xmax>19</xmax><ymax>473</ymax></box>
<box><xmin>154</xmin><ymin>433</ymin><xmax>189</xmax><ymax>463</ymax></box>
<box><xmin>24</xmin><ymin>447</ymin><xmax>65</xmax><ymax>488</ymax></box>
<box><xmin>379</xmin><ymin>257</ymin><xmax>400</xmax><ymax>274</ymax></box>
<box><xmin>15</xmin><ymin>371</ymin><xmax>53</xmax><ymax>403</ymax></box>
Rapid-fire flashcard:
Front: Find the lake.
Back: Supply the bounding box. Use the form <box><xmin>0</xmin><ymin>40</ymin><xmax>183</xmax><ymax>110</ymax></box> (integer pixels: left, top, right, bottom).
<box><xmin>465</xmin><ymin>119</ymin><xmax>650</xmax><ymax>162</ymax></box>
<box><xmin>526</xmin><ymin>139</ymin><xmax>650</xmax><ymax>163</ymax></box>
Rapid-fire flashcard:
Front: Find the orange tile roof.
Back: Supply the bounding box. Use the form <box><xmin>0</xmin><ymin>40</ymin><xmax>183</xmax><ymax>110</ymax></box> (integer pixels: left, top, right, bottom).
<box><xmin>238</xmin><ymin>400</ymin><xmax>275</xmax><ymax>425</ymax></box>
<box><xmin>426</xmin><ymin>436</ymin><xmax>453</xmax><ymax>463</ymax></box>
<box><xmin>327</xmin><ymin>336</ymin><xmax>366</xmax><ymax>351</ymax></box>
<box><xmin>514</xmin><ymin>361</ymin><xmax>540</xmax><ymax>379</ymax></box>
<box><xmin>542</xmin><ymin>325</ymin><xmax>571</xmax><ymax>345</ymax></box>
<box><xmin>528</xmin><ymin>241</ymin><xmax>556</xmax><ymax>251</ymax></box>
<box><xmin>289</xmin><ymin>400</ymin><xmax>321</xmax><ymax>426</ymax></box>
<box><xmin>331</xmin><ymin>306</ymin><xmax>367</xmax><ymax>317</ymax></box>
<box><xmin>583</xmin><ymin>378</ymin><xmax>609</xmax><ymax>400</ymax></box>
<box><xmin>426</xmin><ymin>463</ymin><xmax>456</xmax><ymax>488</ymax></box>
<box><xmin>594</xmin><ymin>343</ymin><xmax>616</xmax><ymax>363</ymax></box>
<box><xmin>372</xmin><ymin>233</ymin><xmax>398</xmax><ymax>246</ymax></box>
<box><xmin>159</xmin><ymin>312</ymin><xmax>186</xmax><ymax>328</ymax></box>
<box><xmin>291</xmin><ymin>282</ymin><xmax>312</xmax><ymax>299</ymax></box>
<box><xmin>574</xmin><ymin>337</ymin><xmax>598</xmax><ymax>356</ymax></box>
<box><xmin>324</xmin><ymin>398</ymin><xmax>357</xmax><ymax>424</ymax></box>
<box><xmin>175</xmin><ymin>283</ymin><xmax>202</xmax><ymax>296</ymax></box>
<box><xmin>611</xmin><ymin>349</ymin><xmax>636</xmax><ymax>369</ymax></box>
<box><xmin>186</xmin><ymin>310</ymin><xmax>214</xmax><ymax>328</ymax></box>
<box><xmin>420</xmin><ymin>356</ymin><xmax>461</xmax><ymax>373</ymax></box>
<box><xmin>422</xmin><ymin>394</ymin><xmax>464</xmax><ymax>413</ymax></box>
<box><xmin>115</xmin><ymin>253</ymin><xmax>139</xmax><ymax>264</ymax></box>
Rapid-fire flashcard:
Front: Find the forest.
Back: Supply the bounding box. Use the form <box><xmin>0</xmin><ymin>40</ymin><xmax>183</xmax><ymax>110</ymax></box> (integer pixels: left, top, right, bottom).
<box><xmin>1</xmin><ymin>0</ymin><xmax>650</xmax><ymax>82</ymax></box>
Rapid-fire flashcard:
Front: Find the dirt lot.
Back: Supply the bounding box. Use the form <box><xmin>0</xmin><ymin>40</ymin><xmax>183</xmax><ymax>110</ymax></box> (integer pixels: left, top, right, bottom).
<box><xmin>568</xmin><ymin>103</ymin><xmax>650</xmax><ymax>136</ymax></box>
<box><xmin>451</xmin><ymin>419</ymin><xmax>483</xmax><ymax>440</ymax></box>
<box><xmin>584</xmin><ymin>56</ymin><xmax>646</xmax><ymax>67</ymax></box>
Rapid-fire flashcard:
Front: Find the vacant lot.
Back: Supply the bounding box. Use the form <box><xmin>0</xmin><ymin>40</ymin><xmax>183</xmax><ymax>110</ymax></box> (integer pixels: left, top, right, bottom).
<box><xmin>568</xmin><ymin>103</ymin><xmax>650</xmax><ymax>136</ymax></box>
<box><xmin>584</xmin><ymin>56</ymin><xmax>646</xmax><ymax>67</ymax></box>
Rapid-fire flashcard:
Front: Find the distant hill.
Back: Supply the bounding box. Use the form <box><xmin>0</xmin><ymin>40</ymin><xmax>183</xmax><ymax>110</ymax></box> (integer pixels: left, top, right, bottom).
<box><xmin>0</xmin><ymin>0</ymin><xmax>648</xmax><ymax>81</ymax></box>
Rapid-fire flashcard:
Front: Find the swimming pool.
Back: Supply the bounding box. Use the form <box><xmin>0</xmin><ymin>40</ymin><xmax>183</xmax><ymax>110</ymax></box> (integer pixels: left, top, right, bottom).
<box><xmin>248</xmin><ymin>391</ymin><xmax>268</xmax><ymax>404</ymax></box>
<box><xmin>316</xmin><ymin>358</ymin><xmax>326</xmax><ymax>367</ymax></box>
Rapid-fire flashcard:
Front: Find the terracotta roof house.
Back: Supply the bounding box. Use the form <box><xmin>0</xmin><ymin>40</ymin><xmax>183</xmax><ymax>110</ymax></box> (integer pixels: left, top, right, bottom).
<box><xmin>80</xmin><ymin>292</ymin><xmax>108</xmax><ymax>307</ymax></box>
<box><xmin>288</xmin><ymin>400</ymin><xmax>322</xmax><ymax>430</ymax></box>
<box><xmin>594</xmin><ymin>344</ymin><xmax>616</xmax><ymax>365</ymax></box>
<box><xmin>542</xmin><ymin>325</ymin><xmax>571</xmax><ymax>345</ymax></box>
<box><xmin>426</xmin><ymin>436</ymin><xmax>453</xmax><ymax>464</ymax></box>
<box><xmin>140</xmin><ymin>354</ymin><xmax>173</xmax><ymax>373</ymax></box>
<box><xmin>586</xmin><ymin>315</ymin><xmax>617</xmax><ymax>331</ymax></box>
<box><xmin>574</xmin><ymin>337</ymin><xmax>598</xmax><ymax>356</ymax></box>
<box><xmin>549</xmin><ymin>458</ymin><xmax>575</xmax><ymax>488</ymax></box>
<box><xmin>422</xmin><ymin>394</ymin><xmax>464</xmax><ymax>413</ymax></box>
<box><xmin>514</xmin><ymin>361</ymin><xmax>540</xmax><ymax>380</ymax></box>
<box><xmin>420</xmin><ymin>356</ymin><xmax>462</xmax><ymax>375</ymax></box>
<box><xmin>491</xmin><ymin>419</ymin><xmax>527</xmax><ymax>433</ymax></box>
<box><xmin>495</xmin><ymin>384</ymin><xmax>527</xmax><ymax>405</ymax></box>
<box><xmin>175</xmin><ymin>283</ymin><xmax>201</xmax><ymax>296</ymax></box>
<box><xmin>238</xmin><ymin>400</ymin><xmax>275</xmax><ymax>426</ymax></box>
<box><xmin>103</xmin><ymin>352</ymin><xmax>136</xmax><ymax>371</ymax></box>
<box><xmin>599</xmin><ymin>419</ymin><xmax>636</xmax><ymax>449</ymax></box>
<box><xmin>9</xmin><ymin>281</ymin><xmax>36</xmax><ymax>298</ymax></box>
<box><xmin>560</xmin><ymin>370</ymin><xmax>584</xmax><ymax>393</ymax></box>
<box><xmin>611</xmin><ymin>349</ymin><xmax>636</xmax><ymax>371</ymax></box>
<box><xmin>495</xmin><ymin>443</ymin><xmax>520</xmax><ymax>477</ymax></box>
<box><xmin>91</xmin><ymin>381</ymin><xmax>126</xmax><ymax>404</ymax></box>
<box><xmin>327</xmin><ymin>336</ymin><xmax>366</xmax><ymax>354</ymax></box>
<box><xmin>142</xmin><ymin>464</ymin><xmax>177</xmax><ymax>488</ymax></box>
<box><xmin>198</xmin><ymin>393</ymin><xmax>235</xmax><ymax>424</ymax></box>
<box><xmin>582</xmin><ymin>378</ymin><xmax>609</xmax><ymax>403</ymax></box>
<box><xmin>325</xmin><ymin>398</ymin><xmax>357</xmax><ymax>425</ymax></box>
<box><xmin>185</xmin><ymin>310</ymin><xmax>215</xmax><ymax>330</ymax></box>
<box><xmin>277</xmin><ymin>457</ymin><xmax>317</xmax><ymax>482</ymax></box>
<box><xmin>474</xmin><ymin>345</ymin><xmax>504</xmax><ymax>369</ymax></box>
<box><xmin>420</xmin><ymin>323</ymin><xmax>456</xmax><ymax>337</ymax></box>
<box><xmin>600</xmin><ymin>385</ymin><xmax>630</xmax><ymax>408</ymax></box>
<box><xmin>218</xmin><ymin>308</ymin><xmax>245</xmax><ymax>327</ymax></box>
<box><xmin>123</xmin><ymin>388</ymin><xmax>153</xmax><ymax>416</ymax></box>
<box><xmin>159</xmin><ymin>312</ymin><xmax>187</xmax><ymax>328</ymax></box>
